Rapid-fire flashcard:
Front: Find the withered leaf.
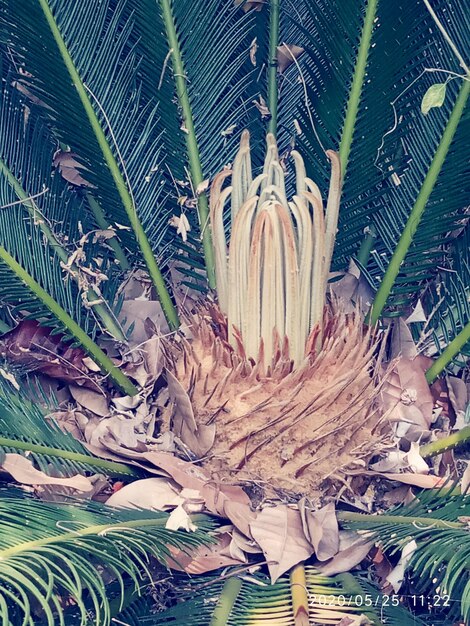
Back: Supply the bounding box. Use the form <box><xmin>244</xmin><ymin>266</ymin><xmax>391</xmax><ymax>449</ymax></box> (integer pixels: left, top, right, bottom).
<box><xmin>276</xmin><ymin>44</ymin><xmax>304</xmax><ymax>73</ymax></box>
<box><xmin>165</xmin><ymin>369</ymin><xmax>216</xmax><ymax>458</ymax></box>
<box><xmin>105</xmin><ymin>477</ymin><xmax>183</xmax><ymax>510</ymax></box>
<box><xmin>0</xmin><ymin>320</ymin><xmax>101</xmax><ymax>391</ymax></box>
<box><xmin>167</xmin><ymin>532</ymin><xmax>243</xmax><ymax>574</ymax></box>
<box><xmin>250</xmin><ymin>505</ymin><xmax>313</xmax><ymax>583</ymax></box>
<box><xmin>318</xmin><ymin>531</ymin><xmax>373</xmax><ymax>576</ymax></box>
<box><xmin>1</xmin><ymin>453</ymin><xmax>93</xmax><ymax>492</ymax></box>
<box><xmin>53</xmin><ymin>149</ymin><xmax>95</xmax><ymax>188</ymax></box>
<box><xmin>299</xmin><ymin>501</ymin><xmax>339</xmax><ymax>561</ymax></box>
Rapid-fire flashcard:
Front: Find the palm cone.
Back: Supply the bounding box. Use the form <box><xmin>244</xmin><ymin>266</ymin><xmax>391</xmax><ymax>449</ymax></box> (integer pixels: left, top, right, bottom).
<box><xmin>162</xmin><ymin>133</ymin><xmax>387</xmax><ymax>497</ymax></box>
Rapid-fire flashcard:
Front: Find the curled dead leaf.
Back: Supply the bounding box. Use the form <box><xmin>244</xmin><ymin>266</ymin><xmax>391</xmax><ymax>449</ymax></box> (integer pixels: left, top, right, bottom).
<box><xmin>0</xmin><ymin>453</ymin><xmax>93</xmax><ymax>492</ymax></box>
<box><xmin>53</xmin><ymin>149</ymin><xmax>95</xmax><ymax>188</ymax></box>
<box><xmin>276</xmin><ymin>44</ymin><xmax>304</xmax><ymax>73</ymax></box>
<box><xmin>250</xmin><ymin>505</ymin><xmax>313</xmax><ymax>583</ymax></box>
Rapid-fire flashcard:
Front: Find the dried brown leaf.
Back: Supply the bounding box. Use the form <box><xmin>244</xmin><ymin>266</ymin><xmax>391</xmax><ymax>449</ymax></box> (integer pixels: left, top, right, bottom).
<box><xmin>165</xmin><ymin>369</ymin><xmax>216</xmax><ymax>457</ymax></box>
<box><xmin>276</xmin><ymin>44</ymin><xmax>304</xmax><ymax>73</ymax></box>
<box><xmin>250</xmin><ymin>505</ymin><xmax>313</xmax><ymax>583</ymax></box>
<box><xmin>167</xmin><ymin>532</ymin><xmax>243</xmax><ymax>574</ymax></box>
<box><xmin>53</xmin><ymin>149</ymin><xmax>95</xmax><ymax>188</ymax></box>
<box><xmin>1</xmin><ymin>453</ymin><xmax>92</xmax><ymax>492</ymax></box>
<box><xmin>317</xmin><ymin>531</ymin><xmax>373</xmax><ymax>576</ymax></box>
<box><xmin>300</xmin><ymin>501</ymin><xmax>339</xmax><ymax>561</ymax></box>
<box><xmin>105</xmin><ymin>477</ymin><xmax>183</xmax><ymax>510</ymax></box>
<box><xmin>0</xmin><ymin>320</ymin><xmax>101</xmax><ymax>390</ymax></box>
<box><xmin>69</xmin><ymin>384</ymin><xmax>109</xmax><ymax>417</ymax></box>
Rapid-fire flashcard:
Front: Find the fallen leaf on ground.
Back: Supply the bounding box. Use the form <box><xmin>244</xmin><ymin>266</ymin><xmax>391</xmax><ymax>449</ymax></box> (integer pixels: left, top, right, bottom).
<box><xmin>167</xmin><ymin>532</ymin><xmax>244</xmax><ymax>574</ymax></box>
<box><xmin>105</xmin><ymin>477</ymin><xmax>183</xmax><ymax>510</ymax></box>
<box><xmin>69</xmin><ymin>384</ymin><xmax>109</xmax><ymax>417</ymax></box>
<box><xmin>317</xmin><ymin>531</ymin><xmax>373</xmax><ymax>576</ymax></box>
<box><xmin>250</xmin><ymin>505</ymin><xmax>313</xmax><ymax>583</ymax></box>
<box><xmin>299</xmin><ymin>501</ymin><xmax>339</xmax><ymax>561</ymax></box>
<box><xmin>0</xmin><ymin>453</ymin><xmax>92</xmax><ymax>492</ymax></box>
<box><xmin>223</xmin><ymin>500</ymin><xmax>257</xmax><ymax>538</ymax></box>
<box><xmin>0</xmin><ymin>320</ymin><xmax>100</xmax><ymax>390</ymax></box>
<box><xmin>356</xmin><ymin>470</ymin><xmax>445</xmax><ymax>488</ymax></box>
<box><xmin>380</xmin><ymin>356</ymin><xmax>434</xmax><ymax>437</ymax></box>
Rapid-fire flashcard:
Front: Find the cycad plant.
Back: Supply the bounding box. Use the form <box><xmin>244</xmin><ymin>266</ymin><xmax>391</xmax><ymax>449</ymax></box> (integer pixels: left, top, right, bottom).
<box><xmin>0</xmin><ymin>0</ymin><xmax>469</xmax><ymax>623</ymax></box>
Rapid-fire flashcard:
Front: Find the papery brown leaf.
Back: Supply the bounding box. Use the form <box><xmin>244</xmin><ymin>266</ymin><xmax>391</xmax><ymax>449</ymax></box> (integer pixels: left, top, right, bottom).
<box><xmin>317</xmin><ymin>531</ymin><xmax>373</xmax><ymax>576</ymax></box>
<box><xmin>167</xmin><ymin>532</ymin><xmax>243</xmax><ymax>574</ymax></box>
<box><xmin>0</xmin><ymin>320</ymin><xmax>101</xmax><ymax>390</ymax></box>
<box><xmin>276</xmin><ymin>44</ymin><xmax>304</xmax><ymax>73</ymax></box>
<box><xmin>390</xmin><ymin>318</ymin><xmax>418</xmax><ymax>360</ymax></box>
<box><xmin>358</xmin><ymin>470</ymin><xmax>445</xmax><ymax>488</ymax></box>
<box><xmin>53</xmin><ymin>149</ymin><xmax>95</xmax><ymax>188</ymax></box>
<box><xmin>250</xmin><ymin>505</ymin><xmax>313</xmax><ymax>583</ymax></box>
<box><xmin>119</xmin><ymin>300</ymin><xmax>168</xmax><ymax>347</ymax></box>
<box><xmin>223</xmin><ymin>500</ymin><xmax>257</xmax><ymax>538</ymax></box>
<box><xmin>69</xmin><ymin>384</ymin><xmax>109</xmax><ymax>417</ymax></box>
<box><xmin>234</xmin><ymin>0</ymin><xmax>264</xmax><ymax>12</ymax></box>
<box><xmin>165</xmin><ymin>369</ymin><xmax>216</xmax><ymax>457</ymax></box>
<box><xmin>105</xmin><ymin>477</ymin><xmax>183</xmax><ymax>510</ymax></box>
<box><xmin>380</xmin><ymin>356</ymin><xmax>434</xmax><ymax>437</ymax></box>
<box><xmin>0</xmin><ymin>453</ymin><xmax>93</xmax><ymax>492</ymax></box>
<box><xmin>299</xmin><ymin>501</ymin><xmax>339</xmax><ymax>561</ymax></box>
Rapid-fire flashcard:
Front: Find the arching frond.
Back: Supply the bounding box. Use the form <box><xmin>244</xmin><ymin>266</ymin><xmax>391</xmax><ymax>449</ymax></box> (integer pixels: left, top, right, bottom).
<box><xmin>342</xmin><ymin>486</ymin><xmax>470</xmax><ymax>624</ymax></box>
<box><xmin>0</xmin><ymin>491</ymin><xmax>214</xmax><ymax>626</ymax></box>
<box><xmin>290</xmin><ymin>0</ymin><xmax>469</xmax><ymax>313</ymax></box>
<box><xmin>1</xmin><ymin>0</ymin><xmax>178</xmax><ymax>327</ymax></box>
<box><xmin>0</xmin><ymin>378</ymin><xmax>137</xmax><ymax>478</ymax></box>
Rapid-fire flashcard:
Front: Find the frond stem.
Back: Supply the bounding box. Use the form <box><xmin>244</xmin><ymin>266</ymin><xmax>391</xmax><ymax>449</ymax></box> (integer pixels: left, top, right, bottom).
<box><xmin>339</xmin><ymin>0</ymin><xmax>379</xmax><ymax>179</ymax></box>
<box><xmin>0</xmin><ymin>437</ymin><xmax>139</xmax><ymax>478</ymax></box>
<box><xmin>369</xmin><ymin>78</ymin><xmax>470</xmax><ymax>324</ymax></box>
<box><xmin>267</xmin><ymin>0</ymin><xmax>280</xmax><ymax>135</ymax></box>
<box><xmin>209</xmin><ymin>576</ymin><xmax>242</xmax><ymax>626</ymax></box>
<box><xmin>425</xmin><ymin>321</ymin><xmax>470</xmax><ymax>382</ymax></box>
<box><xmin>420</xmin><ymin>425</ymin><xmax>470</xmax><ymax>459</ymax></box>
<box><xmin>0</xmin><ymin>246</ymin><xmax>139</xmax><ymax>396</ymax></box>
<box><xmin>159</xmin><ymin>0</ymin><xmax>216</xmax><ymax>289</ymax></box>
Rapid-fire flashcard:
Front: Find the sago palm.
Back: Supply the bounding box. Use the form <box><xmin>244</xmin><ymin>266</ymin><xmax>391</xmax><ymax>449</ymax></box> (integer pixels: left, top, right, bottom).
<box><xmin>0</xmin><ymin>0</ymin><xmax>469</xmax><ymax>624</ymax></box>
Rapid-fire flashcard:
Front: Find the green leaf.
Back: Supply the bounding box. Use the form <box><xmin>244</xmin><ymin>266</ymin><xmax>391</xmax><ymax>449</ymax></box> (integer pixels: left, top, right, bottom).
<box><xmin>421</xmin><ymin>82</ymin><xmax>447</xmax><ymax>115</ymax></box>
<box><xmin>0</xmin><ymin>491</ymin><xmax>214</xmax><ymax>626</ymax></box>
<box><xmin>2</xmin><ymin>0</ymin><xmax>179</xmax><ymax>329</ymax></box>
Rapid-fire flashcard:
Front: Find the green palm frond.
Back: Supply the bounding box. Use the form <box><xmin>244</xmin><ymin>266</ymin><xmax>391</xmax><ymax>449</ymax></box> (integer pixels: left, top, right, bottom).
<box><xmin>130</xmin><ymin>0</ymin><xmax>258</xmax><ymax>287</ymax></box>
<box><xmin>0</xmin><ymin>70</ymin><xmax>127</xmax><ymax>341</ymax></box>
<box><xmin>0</xmin><ymin>490</ymin><xmax>214</xmax><ymax>626</ymax></box>
<box><xmin>1</xmin><ymin>0</ymin><xmax>179</xmax><ymax>328</ymax></box>
<box><xmin>149</xmin><ymin>568</ymin><xmax>425</xmax><ymax>625</ymax></box>
<box><xmin>290</xmin><ymin>0</ymin><xmax>468</xmax><ymax>310</ymax></box>
<box><xmin>413</xmin><ymin>224</ymin><xmax>470</xmax><ymax>369</ymax></box>
<box><xmin>0</xmin><ymin>378</ymin><xmax>137</xmax><ymax>478</ymax></box>
<box><xmin>341</xmin><ymin>485</ymin><xmax>470</xmax><ymax>624</ymax></box>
